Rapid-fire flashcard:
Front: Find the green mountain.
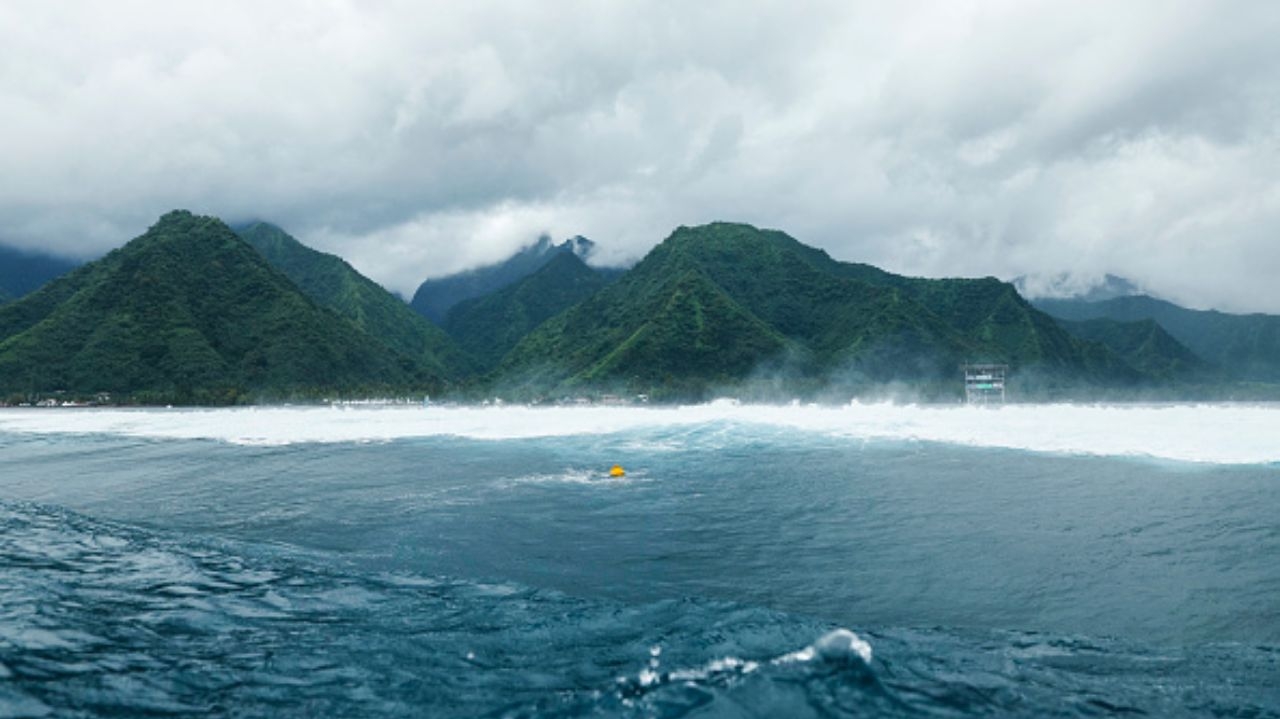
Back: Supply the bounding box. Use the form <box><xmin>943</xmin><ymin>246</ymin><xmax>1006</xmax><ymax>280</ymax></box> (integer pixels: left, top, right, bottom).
<box><xmin>1034</xmin><ymin>295</ymin><xmax>1280</xmax><ymax>381</ymax></box>
<box><xmin>236</xmin><ymin>221</ymin><xmax>470</xmax><ymax>379</ymax></box>
<box><xmin>0</xmin><ymin>211</ymin><xmax>426</xmax><ymax>403</ymax></box>
<box><xmin>500</xmin><ymin>222</ymin><xmax>1141</xmax><ymax>400</ymax></box>
<box><xmin>0</xmin><ymin>245</ymin><xmax>81</xmax><ymax>300</ymax></box>
<box><xmin>410</xmin><ymin>235</ymin><xmax>597</xmax><ymax>323</ymax></box>
<box><xmin>1054</xmin><ymin>317</ymin><xmax>1210</xmax><ymax>383</ymax></box>
<box><xmin>0</xmin><ymin>216</ymin><xmax>1223</xmax><ymax>404</ymax></box>
<box><xmin>443</xmin><ymin>251</ymin><xmax>610</xmax><ymax>370</ymax></box>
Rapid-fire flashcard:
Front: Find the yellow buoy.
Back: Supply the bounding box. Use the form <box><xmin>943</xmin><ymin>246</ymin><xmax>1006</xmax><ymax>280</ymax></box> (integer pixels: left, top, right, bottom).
<box><xmin>609</xmin><ymin>464</ymin><xmax>626</xmax><ymax>478</ymax></box>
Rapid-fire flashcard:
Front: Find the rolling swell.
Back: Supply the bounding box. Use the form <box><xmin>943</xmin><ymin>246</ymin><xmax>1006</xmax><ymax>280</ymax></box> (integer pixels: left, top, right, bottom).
<box><xmin>2</xmin><ymin>501</ymin><xmax>1276</xmax><ymax>718</ymax></box>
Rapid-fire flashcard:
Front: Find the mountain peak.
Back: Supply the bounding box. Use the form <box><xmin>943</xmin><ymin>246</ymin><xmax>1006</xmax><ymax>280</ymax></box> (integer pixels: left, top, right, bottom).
<box><xmin>443</xmin><ymin>249</ymin><xmax>608</xmax><ymax>369</ymax></box>
<box><xmin>565</xmin><ymin>235</ymin><xmax>595</xmax><ymax>259</ymax></box>
<box><xmin>499</xmin><ymin>221</ymin><xmax>1148</xmax><ymax>399</ymax></box>
<box><xmin>410</xmin><ymin>233</ymin><xmax>604</xmax><ymax>324</ymax></box>
<box><xmin>151</xmin><ymin>209</ymin><xmax>200</xmax><ymax>228</ymax></box>
<box><xmin>0</xmin><ymin>212</ymin><xmax>424</xmax><ymax>400</ymax></box>
<box><xmin>528</xmin><ymin>234</ymin><xmax>595</xmax><ymax>261</ymax></box>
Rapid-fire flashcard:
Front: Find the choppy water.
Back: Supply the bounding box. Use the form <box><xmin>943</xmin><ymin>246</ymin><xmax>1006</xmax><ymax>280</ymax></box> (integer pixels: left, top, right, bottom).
<box><xmin>1</xmin><ymin>403</ymin><xmax>1278</xmax><ymax>717</ymax></box>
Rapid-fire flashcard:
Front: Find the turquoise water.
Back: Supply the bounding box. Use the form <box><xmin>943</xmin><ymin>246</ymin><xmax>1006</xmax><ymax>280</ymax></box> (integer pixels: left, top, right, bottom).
<box><xmin>1</xmin><ymin>405</ymin><xmax>1278</xmax><ymax>716</ymax></box>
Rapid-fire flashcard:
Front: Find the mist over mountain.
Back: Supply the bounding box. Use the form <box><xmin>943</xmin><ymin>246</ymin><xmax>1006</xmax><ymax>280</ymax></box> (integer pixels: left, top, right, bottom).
<box><xmin>498</xmin><ymin>223</ymin><xmax>1148</xmax><ymax>400</ymax></box>
<box><xmin>410</xmin><ymin>235</ymin><xmax>598</xmax><ymax>324</ymax></box>
<box><xmin>0</xmin><ymin>245</ymin><xmax>82</xmax><ymax>302</ymax></box>
<box><xmin>1013</xmin><ymin>273</ymin><xmax>1144</xmax><ymax>303</ymax></box>
<box><xmin>4</xmin><ymin>8</ymin><xmax>1277</xmax><ymax>714</ymax></box>
<box><xmin>0</xmin><ymin>212</ymin><xmax>428</xmax><ymax>403</ymax></box>
<box><xmin>1</xmin><ymin>211</ymin><xmax>1265</xmax><ymax>404</ymax></box>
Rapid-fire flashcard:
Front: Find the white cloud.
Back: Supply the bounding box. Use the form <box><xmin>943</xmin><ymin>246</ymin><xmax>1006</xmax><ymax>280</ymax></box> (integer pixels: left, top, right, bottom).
<box><xmin>1</xmin><ymin>1</ymin><xmax>1279</xmax><ymax>310</ymax></box>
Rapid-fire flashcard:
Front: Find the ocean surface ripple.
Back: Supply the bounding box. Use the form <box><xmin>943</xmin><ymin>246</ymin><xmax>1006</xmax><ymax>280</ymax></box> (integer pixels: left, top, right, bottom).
<box><xmin>2</xmin><ymin>405</ymin><xmax>1279</xmax><ymax>716</ymax></box>
<box><xmin>3</xmin><ymin>501</ymin><xmax>1276</xmax><ymax>718</ymax></box>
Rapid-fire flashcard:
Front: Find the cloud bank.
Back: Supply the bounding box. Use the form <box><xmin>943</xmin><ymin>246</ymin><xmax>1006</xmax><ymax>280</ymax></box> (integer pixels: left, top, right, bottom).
<box><xmin>2</xmin><ymin>1</ymin><xmax>1278</xmax><ymax>310</ymax></box>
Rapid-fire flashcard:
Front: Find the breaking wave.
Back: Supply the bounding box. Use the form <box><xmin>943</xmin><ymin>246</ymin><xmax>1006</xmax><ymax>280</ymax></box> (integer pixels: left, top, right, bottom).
<box><xmin>2</xmin><ymin>401</ymin><xmax>1279</xmax><ymax>464</ymax></box>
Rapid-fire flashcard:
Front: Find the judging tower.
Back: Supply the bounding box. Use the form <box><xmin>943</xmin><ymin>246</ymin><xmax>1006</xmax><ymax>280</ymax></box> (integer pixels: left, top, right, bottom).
<box><xmin>962</xmin><ymin>363</ymin><xmax>1007</xmax><ymax>404</ymax></box>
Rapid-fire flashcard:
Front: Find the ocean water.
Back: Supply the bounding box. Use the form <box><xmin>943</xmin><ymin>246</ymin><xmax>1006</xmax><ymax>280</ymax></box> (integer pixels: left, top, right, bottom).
<box><xmin>0</xmin><ymin>402</ymin><xmax>1277</xmax><ymax>717</ymax></box>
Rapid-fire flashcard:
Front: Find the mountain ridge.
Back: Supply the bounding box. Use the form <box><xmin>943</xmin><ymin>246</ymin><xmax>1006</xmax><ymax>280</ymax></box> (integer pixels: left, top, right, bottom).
<box><xmin>236</xmin><ymin>221</ymin><xmax>470</xmax><ymax>380</ymax></box>
<box><xmin>498</xmin><ymin>222</ymin><xmax>1145</xmax><ymax>400</ymax></box>
<box><xmin>1034</xmin><ymin>294</ymin><xmax>1280</xmax><ymax>382</ymax></box>
<box><xmin>410</xmin><ymin>235</ymin><xmax>598</xmax><ymax>323</ymax></box>
<box><xmin>0</xmin><ymin>214</ymin><xmax>1246</xmax><ymax>404</ymax></box>
<box><xmin>443</xmin><ymin>251</ymin><xmax>611</xmax><ymax>371</ymax></box>
<box><xmin>0</xmin><ymin>211</ymin><xmax>426</xmax><ymax>403</ymax></box>
<box><xmin>1053</xmin><ymin>317</ymin><xmax>1211</xmax><ymax>383</ymax></box>
<box><xmin>0</xmin><ymin>245</ymin><xmax>82</xmax><ymax>301</ymax></box>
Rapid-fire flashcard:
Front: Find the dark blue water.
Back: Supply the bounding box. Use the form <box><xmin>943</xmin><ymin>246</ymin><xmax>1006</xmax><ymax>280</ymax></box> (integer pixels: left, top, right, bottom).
<box><xmin>1</xmin><ymin>411</ymin><xmax>1278</xmax><ymax>716</ymax></box>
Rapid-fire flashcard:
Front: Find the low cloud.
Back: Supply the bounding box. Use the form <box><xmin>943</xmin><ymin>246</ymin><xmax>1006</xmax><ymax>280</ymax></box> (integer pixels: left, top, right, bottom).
<box><xmin>2</xmin><ymin>1</ymin><xmax>1278</xmax><ymax>310</ymax></box>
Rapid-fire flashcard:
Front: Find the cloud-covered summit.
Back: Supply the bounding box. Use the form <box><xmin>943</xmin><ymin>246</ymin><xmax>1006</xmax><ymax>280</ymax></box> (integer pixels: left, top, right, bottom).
<box><xmin>2</xmin><ymin>2</ymin><xmax>1278</xmax><ymax>311</ymax></box>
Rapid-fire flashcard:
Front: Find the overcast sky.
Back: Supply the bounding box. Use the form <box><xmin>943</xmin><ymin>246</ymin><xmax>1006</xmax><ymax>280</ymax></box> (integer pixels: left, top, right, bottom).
<box><xmin>2</xmin><ymin>1</ymin><xmax>1278</xmax><ymax>311</ymax></box>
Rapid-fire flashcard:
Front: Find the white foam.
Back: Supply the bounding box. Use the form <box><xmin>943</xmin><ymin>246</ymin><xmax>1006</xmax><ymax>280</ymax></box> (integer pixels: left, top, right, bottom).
<box><xmin>773</xmin><ymin>628</ymin><xmax>873</xmax><ymax>665</ymax></box>
<box><xmin>622</xmin><ymin>628</ymin><xmax>870</xmax><ymax>691</ymax></box>
<box><xmin>498</xmin><ymin>468</ymin><xmax>645</xmax><ymax>488</ymax></box>
<box><xmin>1</xmin><ymin>402</ymin><xmax>1278</xmax><ymax>464</ymax></box>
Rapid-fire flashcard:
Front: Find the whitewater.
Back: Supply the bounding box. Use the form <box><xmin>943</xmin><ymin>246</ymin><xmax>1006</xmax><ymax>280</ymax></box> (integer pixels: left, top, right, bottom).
<box><xmin>2</xmin><ymin>403</ymin><xmax>1278</xmax><ymax>716</ymax></box>
<box><xmin>1</xmin><ymin>401</ymin><xmax>1278</xmax><ymax>464</ymax></box>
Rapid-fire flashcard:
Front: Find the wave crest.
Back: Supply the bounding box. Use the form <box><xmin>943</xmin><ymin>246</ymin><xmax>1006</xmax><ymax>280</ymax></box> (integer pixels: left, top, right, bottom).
<box><xmin>2</xmin><ymin>402</ymin><xmax>1278</xmax><ymax>464</ymax></box>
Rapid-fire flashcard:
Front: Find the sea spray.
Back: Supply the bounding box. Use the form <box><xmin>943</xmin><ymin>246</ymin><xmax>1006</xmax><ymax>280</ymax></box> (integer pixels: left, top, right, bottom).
<box><xmin>2</xmin><ymin>402</ymin><xmax>1279</xmax><ymax>463</ymax></box>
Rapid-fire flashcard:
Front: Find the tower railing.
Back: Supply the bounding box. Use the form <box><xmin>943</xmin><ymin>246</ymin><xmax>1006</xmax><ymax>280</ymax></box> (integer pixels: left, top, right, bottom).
<box><xmin>962</xmin><ymin>363</ymin><xmax>1008</xmax><ymax>404</ymax></box>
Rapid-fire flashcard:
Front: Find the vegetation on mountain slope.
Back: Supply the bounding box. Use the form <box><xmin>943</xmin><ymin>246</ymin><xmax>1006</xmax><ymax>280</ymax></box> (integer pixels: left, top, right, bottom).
<box><xmin>0</xmin><ymin>211</ymin><xmax>426</xmax><ymax>403</ymax></box>
<box><xmin>498</xmin><ymin>223</ymin><xmax>1144</xmax><ymax>400</ymax></box>
<box><xmin>443</xmin><ymin>251</ymin><xmax>610</xmax><ymax>370</ymax></box>
<box><xmin>1054</xmin><ymin>317</ymin><xmax>1211</xmax><ymax>383</ymax></box>
<box><xmin>0</xmin><ymin>216</ymin><xmax>1235</xmax><ymax>404</ymax></box>
<box><xmin>410</xmin><ymin>235</ymin><xmax>596</xmax><ymax>323</ymax></box>
<box><xmin>0</xmin><ymin>245</ymin><xmax>81</xmax><ymax>301</ymax></box>
<box><xmin>236</xmin><ymin>221</ymin><xmax>470</xmax><ymax>379</ymax></box>
<box><xmin>1035</xmin><ymin>295</ymin><xmax>1280</xmax><ymax>382</ymax></box>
